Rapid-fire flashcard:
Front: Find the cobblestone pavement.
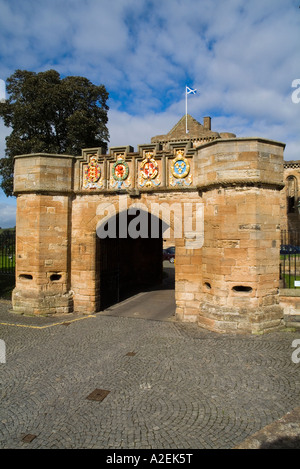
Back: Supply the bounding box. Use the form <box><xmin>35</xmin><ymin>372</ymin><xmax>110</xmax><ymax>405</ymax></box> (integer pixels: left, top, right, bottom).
<box><xmin>0</xmin><ymin>299</ymin><xmax>300</xmax><ymax>449</ymax></box>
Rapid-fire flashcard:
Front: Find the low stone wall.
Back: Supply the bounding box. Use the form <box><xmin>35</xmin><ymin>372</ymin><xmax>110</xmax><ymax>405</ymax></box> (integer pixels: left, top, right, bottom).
<box><xmin>280</xmin><ymin>289</ymin><xmax>300</xmax><ymax>327</ymax></box>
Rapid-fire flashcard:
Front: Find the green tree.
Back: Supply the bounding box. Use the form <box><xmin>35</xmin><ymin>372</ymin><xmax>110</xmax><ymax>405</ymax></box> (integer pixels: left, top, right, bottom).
<box><xmin>0</xmin><ymin>69</ymin><xmax>109</xmax><ymax>196</ymax></box>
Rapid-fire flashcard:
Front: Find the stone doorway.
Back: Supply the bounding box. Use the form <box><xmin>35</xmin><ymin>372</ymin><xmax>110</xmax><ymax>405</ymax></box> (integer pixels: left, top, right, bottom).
<box><xmin>96</xmin><ymin>209</ymin><xmax>167</xmax><ymax>311</ymax></box>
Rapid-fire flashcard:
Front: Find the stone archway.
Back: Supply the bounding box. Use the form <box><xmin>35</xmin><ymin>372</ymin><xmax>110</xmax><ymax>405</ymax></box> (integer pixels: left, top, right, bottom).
<box><xmin>68</xmin><ymin>192</ymin><xmax>194</xmax><ymax>315</ymax></box>
<box><xmin>96</xmin><ymin>208</ymin><xmax>166</xmax><ymax>310</ymax></box>
<box><xmin>12</xmin><ymin>115</ymin><xmax>286</xmax><ymax>333</ymax></box>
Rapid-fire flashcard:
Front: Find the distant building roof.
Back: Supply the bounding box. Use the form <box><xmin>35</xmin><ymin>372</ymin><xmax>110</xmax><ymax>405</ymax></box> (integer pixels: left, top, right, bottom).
<box><xmin>151</xmin><ymin>114</ymin><xmax>222</xmax><ymax>145</ymax></box>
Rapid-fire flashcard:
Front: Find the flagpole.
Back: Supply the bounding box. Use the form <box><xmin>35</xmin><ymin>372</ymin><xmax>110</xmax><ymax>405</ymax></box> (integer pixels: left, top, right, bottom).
<box><xmin>185</xmin><ymin>87</ymin><xmax>188</xmax><ymax>133</ymax></box>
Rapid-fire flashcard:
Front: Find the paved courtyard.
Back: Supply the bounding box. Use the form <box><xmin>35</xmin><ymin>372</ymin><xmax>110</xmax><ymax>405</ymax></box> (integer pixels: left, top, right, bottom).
<box><xmin>0</xmin><ymin>296</ymin><xmax>300</xmax><ymax>450</ymax></box>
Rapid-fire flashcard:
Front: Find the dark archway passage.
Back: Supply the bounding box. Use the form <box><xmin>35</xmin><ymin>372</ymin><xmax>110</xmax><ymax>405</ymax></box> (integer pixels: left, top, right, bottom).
<box><xmin>96</xmin><ymin>210</ymin><xmax>172</xmax><ymax>312</ymax></box>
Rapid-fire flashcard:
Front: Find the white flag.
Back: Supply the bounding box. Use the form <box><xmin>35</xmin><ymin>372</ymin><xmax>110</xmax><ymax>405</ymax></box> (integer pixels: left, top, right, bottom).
<box><xmin>186</xmin><ymin>86</ymin><xmax>196</xmax><ymax>95</ymax></box>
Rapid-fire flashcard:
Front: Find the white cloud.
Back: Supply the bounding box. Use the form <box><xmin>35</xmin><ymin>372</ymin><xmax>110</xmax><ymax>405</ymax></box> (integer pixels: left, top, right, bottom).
<box><xmin>0</xmin><ymin>201</ymin><xmax>16</xmax><ymax>228</ymax></box>
<box><xmin>108</xmin><ymin>108</ymin><xmax>183</xmax><ymax>150</ymax></box>
<box><xmin>0</xmin><ymin>0</ymin><xmax>298</xmax><ymax>162</ymax></box>
<box><xmin>0</xmin><ymin>120</ymin><xmax>9</xmax><ymax>158</ymax></box>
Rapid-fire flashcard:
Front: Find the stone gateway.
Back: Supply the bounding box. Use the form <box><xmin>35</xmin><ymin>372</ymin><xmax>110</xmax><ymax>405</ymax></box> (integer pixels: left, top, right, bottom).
<box><xmin>12</xmin><ymin>114</ymin><xmax>290</xmax><ymax>333</ymax></box>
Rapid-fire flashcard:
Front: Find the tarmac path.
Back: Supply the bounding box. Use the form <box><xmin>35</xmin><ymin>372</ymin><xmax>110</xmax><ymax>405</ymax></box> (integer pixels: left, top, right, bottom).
<box><xmin>100</xmin><ymin>265</ymin><xmax>176</xmax><ymax>321</ymax></box>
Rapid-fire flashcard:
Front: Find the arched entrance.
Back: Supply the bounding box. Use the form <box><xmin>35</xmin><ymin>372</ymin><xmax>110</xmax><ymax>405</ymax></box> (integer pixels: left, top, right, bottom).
<box><xmin>286</xmin><ymin>175</ymin><xmax>298</xmax><ymax>214</ymax></box>
<box><xmin>96</xmin><ymin>208</ymin><xmax>171</xmax><ymax>311</ymax></box>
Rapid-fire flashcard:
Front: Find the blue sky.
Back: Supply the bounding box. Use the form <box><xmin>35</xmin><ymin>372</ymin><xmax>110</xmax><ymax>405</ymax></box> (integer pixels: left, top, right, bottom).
<box><xmin>0</xmin><ymin>0</ymin><xmax>300</xmax><ymax>227</ymax></box>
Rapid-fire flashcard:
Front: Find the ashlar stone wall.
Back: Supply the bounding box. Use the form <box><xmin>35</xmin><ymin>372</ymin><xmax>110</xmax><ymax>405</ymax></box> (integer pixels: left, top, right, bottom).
<box><xmin>12</xmin><ymin>135</ymin><xmax>286</xmax><ymax>333</ymax></box>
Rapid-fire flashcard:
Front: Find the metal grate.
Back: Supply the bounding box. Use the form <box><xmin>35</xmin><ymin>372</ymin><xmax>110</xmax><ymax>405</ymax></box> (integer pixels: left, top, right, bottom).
<box><xmin>86</xmin><ymin>389</ymin><xmax>110</xmax><ymax>402</ymax></box>
<box><xmin>0</xmin><ymin>230</ymin><xmax>15</xmax><ymax>275</ymax></box>
<box><xmin>280</xmin><ymin>229</ymin><xmax>300</xmax><ymax>288</ymax></box>
<box><xmin>22</xmin><ymin>434</ymin><xmax>36</xmax><ymax>443</ymax></box>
